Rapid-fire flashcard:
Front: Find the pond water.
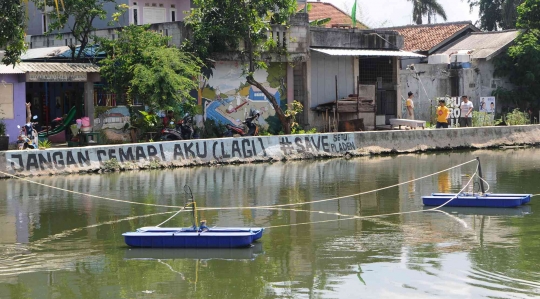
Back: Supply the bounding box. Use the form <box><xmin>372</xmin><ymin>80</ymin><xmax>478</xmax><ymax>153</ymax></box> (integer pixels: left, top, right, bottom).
<box><xmin>0</xmin><ymin>148</ymin><xmax>539</xmax><ymax>298</ymax></box>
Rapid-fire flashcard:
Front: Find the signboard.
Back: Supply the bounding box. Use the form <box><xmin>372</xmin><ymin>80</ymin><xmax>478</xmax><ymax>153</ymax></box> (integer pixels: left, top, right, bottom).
<box><xmin>479</xmin><ymin>97</ymin><xmax>495</xmax><ymax>113</ymax></box>
<box><xmin>26</xmin><ymin>72</ymin><xmax>87</xmax><ymax>82</ymax></box>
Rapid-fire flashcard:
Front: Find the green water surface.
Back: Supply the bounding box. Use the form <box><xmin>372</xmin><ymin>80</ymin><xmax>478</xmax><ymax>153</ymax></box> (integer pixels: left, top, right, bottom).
<box><xmin>0</xmin><ymin>148</ymin><xmax>539</xmax><ymax>298</ymax></box>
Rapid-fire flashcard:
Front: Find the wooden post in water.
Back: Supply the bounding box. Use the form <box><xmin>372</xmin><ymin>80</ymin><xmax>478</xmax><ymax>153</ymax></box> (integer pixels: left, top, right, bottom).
<box><xmin>476</xmin><ymin>157</ymin><xmax>486</xmax><ymax>193</ymax></box>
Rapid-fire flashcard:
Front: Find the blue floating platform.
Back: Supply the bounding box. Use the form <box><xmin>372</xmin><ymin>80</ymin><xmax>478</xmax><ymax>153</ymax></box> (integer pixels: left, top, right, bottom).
<box><xmin>122</xmin><ymin>227</ymin><xmax>264</xmax><ymax>248</ymax></box>
<box><xmin>423</xmin><ymin>193</ymin><xmax>532</xmax><ymax>208</ymax></box>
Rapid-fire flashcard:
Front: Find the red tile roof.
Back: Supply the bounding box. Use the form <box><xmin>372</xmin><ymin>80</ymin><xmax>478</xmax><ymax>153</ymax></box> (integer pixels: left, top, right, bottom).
<box><xmin>298</xmin><ymin>1</ymin><xmax>368</xmax><ymax>29</ymax></box>
<box><xmin>379</xmin><ymin>22</ymin><xmax>477</xmax><ymax>52</ymax></box>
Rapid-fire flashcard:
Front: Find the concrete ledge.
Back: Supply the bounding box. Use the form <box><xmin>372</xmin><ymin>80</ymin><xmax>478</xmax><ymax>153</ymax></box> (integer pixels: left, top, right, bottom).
<box><xmin>1</xmin><ymin>125</ymin><xmax>539</xmax><ymax>178</ymax></box>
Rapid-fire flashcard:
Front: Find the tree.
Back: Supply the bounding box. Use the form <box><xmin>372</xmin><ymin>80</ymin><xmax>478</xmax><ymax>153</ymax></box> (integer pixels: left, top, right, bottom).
<box><xmin>493</xmin><ymin>0</ymin><xmax>540</xmax><ymax>111</ymax></box>
<box><xmin>0</xmin><ymin>0</ymin><xmax>26</xmax><ymax>65</ymax></box>
<box><xmin>467</xmin><ymin>0</ymin><xmax>523</xmax><ymax>31</ymax></box>
<box><xmin>33</xmin><ymin>0</ymin><xmax>124</xmax><ymax>62</ymax></box>
<box><xmin>408</xmin><ymin>0</ymin><xmax>448</xmax><ymax>25</ymax></box>
<box><xmin>99</xmin><ymin>25</ymin><xmax>202</xmax><ymax>113</ymax></box>
<box><xmin>184</xmin><ymin>0</ymin><xmax>297</xmax><ymax>134</ymax></box>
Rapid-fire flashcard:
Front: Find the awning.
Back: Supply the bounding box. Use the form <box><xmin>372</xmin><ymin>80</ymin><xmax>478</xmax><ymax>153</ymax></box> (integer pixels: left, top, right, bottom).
<box><xmin>311</xmin><ymin>48</ymin><xmax>425</xmax><ymax>58</ymax></box>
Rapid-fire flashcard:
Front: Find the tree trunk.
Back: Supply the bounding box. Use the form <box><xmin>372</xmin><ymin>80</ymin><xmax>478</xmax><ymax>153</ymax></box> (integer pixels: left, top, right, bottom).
<box><xmin>246</xmin><ymin>75</ymin><xmax>291</xmax><ymax>134</ymax></box>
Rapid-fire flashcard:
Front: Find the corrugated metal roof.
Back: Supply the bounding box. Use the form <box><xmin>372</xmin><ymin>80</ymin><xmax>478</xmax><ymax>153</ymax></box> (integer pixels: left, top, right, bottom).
<box><xmin>0</xmin><ymin>64</ymin><xmax>25</xmax><ymax>74</ymax></box>
<box><xmin>311</xmin><ymin>48</ymin><xmax>425</xmax><ymax>58</ymax></box>
<box><xmin>17</xmin><ymin>62</ymin><xmax>100</xmax><ymax>73</ymax></box>
<box><xmin>434</xmin><ymin>30</ymin><xmax>519</xmax><ymax>60</ymax></box>
<box><xmin>20</xmin><ymin>46</ymin><xmax>71</xmax><ymax>60</ymax></box>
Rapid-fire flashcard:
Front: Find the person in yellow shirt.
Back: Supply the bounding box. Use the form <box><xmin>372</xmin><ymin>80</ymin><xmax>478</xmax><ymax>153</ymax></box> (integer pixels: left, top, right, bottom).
<box><xmin>406</xmin><ymin>91</ymin><xmax>414</xmax><ymax>120</ymax></box>
<box><xmin>436</xmin><ymin>99</ymin><xmax>449</xmax><ymax>128</ymax></box>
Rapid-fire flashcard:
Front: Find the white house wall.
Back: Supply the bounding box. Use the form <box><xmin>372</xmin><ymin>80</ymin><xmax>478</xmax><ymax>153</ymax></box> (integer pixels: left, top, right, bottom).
<box><xmin>399</xmin><ymin>63</ymin><xmax>452</xmax><ymax>122</ymax></box>
<box><xmin>310</xmin><ymin>51</ymin><xmax>355</xmax><ymax>108</ymax></box>
<box><xmin>308</xmin><ymin>51</ymin><xmax>355</xmax><ymax>129</ymax></box>
<box><xmin>399</xmin><ymin>60</ymin><xmax>514</xmax><ymax>122</ymax></box>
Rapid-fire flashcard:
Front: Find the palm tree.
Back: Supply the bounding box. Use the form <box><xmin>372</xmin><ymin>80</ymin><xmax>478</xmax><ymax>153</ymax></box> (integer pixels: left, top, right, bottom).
<box><xmin>409</xmin><ymin>0</ymin><xmax>448</xmax><ymax>25</ymax></box>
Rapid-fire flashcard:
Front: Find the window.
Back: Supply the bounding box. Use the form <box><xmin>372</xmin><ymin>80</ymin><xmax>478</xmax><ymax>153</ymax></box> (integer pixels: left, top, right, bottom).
<box><xmin>0</xmin><ymin>84</ymin><xmax>15</xmax><ymax>119</ymax></box>
<box><xmin>42</xmin><ymin>14</ymin><xmax>48</xmax><ymax>33</ymax></box>
<box><xmin>143</xmin><ymin>7</ymin><xmax>166</xmax><ymax>24</ymax></box>
<box><xmin>133</xmin><ymin>8</ymin><xmax>138</xmax><ymax>25</ymax></box>
<box><xmin>171</xmin><ymin>9</ymin><xmax>176</xmax><ymax>22</ymax></box>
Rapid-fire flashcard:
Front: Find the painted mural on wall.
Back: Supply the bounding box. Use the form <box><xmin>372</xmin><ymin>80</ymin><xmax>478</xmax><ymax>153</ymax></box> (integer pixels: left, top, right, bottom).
<box><xmin>200</xmin><ymin>61</ymin><xmax>286</xmax><ymax>132</ymax></box>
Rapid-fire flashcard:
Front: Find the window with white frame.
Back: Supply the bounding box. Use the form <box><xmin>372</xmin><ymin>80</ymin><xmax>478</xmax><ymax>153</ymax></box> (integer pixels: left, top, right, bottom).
<box><xmin>170</xmin><ymin>8</ymin><xmax>177</xmax><ymax>22</ymax></box>
<box><xmin>143</xmin><ymin>7</ymin><xmax>166</xmax><ymax>24</ymax></box>
<box><xmin>0</xmin><ymin>83</ymin><xmax>15</xmax><ymax>119</ymax></box>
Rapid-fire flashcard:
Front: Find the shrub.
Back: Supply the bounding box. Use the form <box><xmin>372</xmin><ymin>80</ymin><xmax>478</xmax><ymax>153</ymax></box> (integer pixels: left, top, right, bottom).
<box><xmin>502</xmin><ymin>108</ymin><xmax>529</xmax><ymax>125</ymax></box>
<box><xmin>0</xmin><ymin>120</ymin><xmax>6</xmax><ymax>136</ymax></box>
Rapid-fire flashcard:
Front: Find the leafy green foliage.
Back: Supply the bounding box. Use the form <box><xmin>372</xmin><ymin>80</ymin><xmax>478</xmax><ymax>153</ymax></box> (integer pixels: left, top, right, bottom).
<box><xmin>502</xmin><ymin>108</ymin><xmax>530</xmax><ymax>125</ymax></box>
<box><xmin>198</xmin><ymin>118</ymin><xmax>227</xmax><ymax>139</ymax></box>
<box><xmin>0</xmin><ymin>119</ymin><xmax>6</xmax><ymax>135</ymax></box>
<box><xmin>408</xmin><ymin>0</ymin><xmax>448</xmax><ymax>25</ymax></box>
<box><xmin>38</xmin><ymin>139</ymin><xmax>52</xmax><ymax>149</ymax></box>
<box><xmin>472</xmin><ymin>111</ymin><xmax>497</xmax><ymax>126</ymax></box>
<box><xmin>493</xmin><ymin>0</ymin><xmax>540</xmax><ymax>112</ymax></box>
<box><xmin>33</xmin><ymin>0</ymin><xmax>121</xmax><ymax>62</ymax></box>
<box><xmin>99</xmin><ymin>25</ymin><xmax>203</xmax><ymax>114</ymax></box>
<box><xmin>0</xmin><ymin>0</ymin><xmax>26</xmax><ymax>65</ymax></box>
<box><xmin>184</xmin><ymin>0</ymin><xmax>297</xmax><ymax>133</ymax></box>
<box><xmin>516</xmin><ymin>0</ymin><xmax>540</xmax><ymax>28</ymax></box>
<box><xmin>468</xmin><ymin>0</ymin><xmax>522</xmax><ymax>31</ymax></box>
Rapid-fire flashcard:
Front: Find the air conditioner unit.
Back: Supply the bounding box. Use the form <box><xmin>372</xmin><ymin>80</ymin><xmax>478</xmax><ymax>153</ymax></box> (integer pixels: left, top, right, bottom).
<box><xmin>428</xmin><ymin>54</ymin><xmax>450</xmax><ymax>64</ymax></box>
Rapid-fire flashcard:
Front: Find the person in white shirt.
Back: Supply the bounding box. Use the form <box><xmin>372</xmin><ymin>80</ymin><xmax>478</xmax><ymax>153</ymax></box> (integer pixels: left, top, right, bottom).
<box><xmin>406</xmin><ymin>91</ymin><xmax>414</xmax><ymax>120</ymax></box>
<box><xmin>459</xmin><ymin>95</ymin><xmax>474</xmax><ymax>127</ymax></box>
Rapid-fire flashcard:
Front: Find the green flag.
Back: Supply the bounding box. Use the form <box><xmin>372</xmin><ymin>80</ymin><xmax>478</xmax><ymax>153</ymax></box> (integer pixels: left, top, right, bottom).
<box><xmin>351</xmin><ymin>0</ymin><xmax>357</xmax><ymax>28</ymax></box>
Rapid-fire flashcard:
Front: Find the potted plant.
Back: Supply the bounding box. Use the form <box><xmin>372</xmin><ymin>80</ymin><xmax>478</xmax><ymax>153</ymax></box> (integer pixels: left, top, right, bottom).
<box><xmin>0</xmin><ymin>119</ymin><xmax>9</xmax><ymax>151</ymax></box>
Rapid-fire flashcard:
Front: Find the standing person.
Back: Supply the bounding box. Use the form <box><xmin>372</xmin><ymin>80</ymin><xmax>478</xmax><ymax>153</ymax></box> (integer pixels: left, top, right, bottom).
<box><xmin>405</xmin><ymin>91</ymin><xmax>415</xmax><ymax>120</ymax></box>
<box><xmin>163</xmin><ymin>110</ymin><xmax>174</xmax><ymax>127</ymax></box>
<box><xmin>25</xmin><ymin>102</ymin><xmax>32</xmax><ymax>123</ymax></box>
<box><xmin>436</xmin><ymin>99</ymin><xmax>450</xmax><ymax>128</ymax></box>
<box><xmin>459</xmin><ymin>95</ymin><xmax>474</xmax><ymax>127</ymax></box>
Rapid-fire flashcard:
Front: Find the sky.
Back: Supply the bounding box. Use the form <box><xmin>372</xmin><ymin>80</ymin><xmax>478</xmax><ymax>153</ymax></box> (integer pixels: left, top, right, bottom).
<box><xmin>324</xmin><ymin>0</ymin><xmax>480</xmax><ymax>28</ymax></box>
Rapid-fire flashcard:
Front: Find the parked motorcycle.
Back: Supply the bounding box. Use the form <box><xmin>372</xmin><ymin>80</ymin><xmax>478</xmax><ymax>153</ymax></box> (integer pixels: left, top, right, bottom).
<box><xmin>160</xmin><ymin>113</ymin><xmax>194</xmax><ymax>141</ymax></box>
<box><xmin>224</xmin><ymin>110</ymin><xmax>260</xmax><ymax>137</ymax></box>
<box><xmin>17</xmin><ymin>116</ymin><xmax>39</xmax><ymax>150</ymax></box>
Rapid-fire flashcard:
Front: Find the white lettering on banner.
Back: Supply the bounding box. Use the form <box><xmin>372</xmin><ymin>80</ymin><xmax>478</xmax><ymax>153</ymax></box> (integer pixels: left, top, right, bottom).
<box><xmin>26</xmin><ymin>72</ymin><xmax>88</xmax><ymax>82</ymax></box>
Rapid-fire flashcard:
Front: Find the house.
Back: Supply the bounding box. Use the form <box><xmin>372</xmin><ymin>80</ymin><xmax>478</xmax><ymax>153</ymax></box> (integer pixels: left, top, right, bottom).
<box><xmin>377</xmin><ymin>21</ymin><xmax>480</xmax><ymax>68</ymax></box>
<box><xmin>400</xmin><ymin>30</ymin><xmax>519</xmax><ymax>122</ymax></box>
<box><xmin>21</xmin><ymin>9</ymin><xmax>421</xmax><ymax>133</ymax></box>
<box><xmin>0</xmin><ymin>65</ymin><xmax>27</xmax><ymax>143</ymax></box>
<box><xmin>298</xmin><ymin>1</ymin><xmax>368</xmax><ymax>29</ymax></box>
<box><xmin>25</xmin><ymin>0</ymin><xmax>193</xmax><ymax>48</ymax></box>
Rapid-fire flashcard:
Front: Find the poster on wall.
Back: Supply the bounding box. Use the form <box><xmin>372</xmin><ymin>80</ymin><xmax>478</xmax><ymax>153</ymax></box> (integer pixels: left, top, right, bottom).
<box><xmin>479</xmin><ymin>97</ymin><xmax>496</xmax><ymax>113</ymax></box>
<box><xmin>200</xmin><ymin>61</ymin><xmax>287</xmax><ymax>133</ymax></box>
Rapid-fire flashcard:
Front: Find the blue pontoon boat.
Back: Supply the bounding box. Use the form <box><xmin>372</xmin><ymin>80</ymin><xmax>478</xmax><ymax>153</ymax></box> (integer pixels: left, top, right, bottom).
<box><xmin>123</xmin><ymin>185</ymin><xmax>264</xmax><ymax>248</ymax></box>
<box><xmin>422</xmin><ymin>193</ymin><xmax>532</xmax><ymax>207</ymax></box>
<box><xmin>123</xmin><ymin>226</ymin><xmax>264</xmax><ymax>248</ymax></box>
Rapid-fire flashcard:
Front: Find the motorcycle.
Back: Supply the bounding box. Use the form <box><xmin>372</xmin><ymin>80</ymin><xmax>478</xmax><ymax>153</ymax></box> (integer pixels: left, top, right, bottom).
<box><xmin>224</xmin><ymin>111</ymin><xmax>260</xmax><ymax>137</ymax></box>
<box><xmin>17</xmin><ymin>116</ymin><xmax>39</xmax><ymax>150</ymax></box>
<box><xmin>160</xmin><ymin>113</ymin><xmax>194</xmax><ymax>141</ymax></box>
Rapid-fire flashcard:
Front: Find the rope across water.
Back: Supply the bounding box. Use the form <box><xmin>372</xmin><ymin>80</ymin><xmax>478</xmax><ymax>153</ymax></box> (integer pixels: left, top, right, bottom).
<box><xmin>0</xmin><ymin>159</ymin><xmax>478</xmax><ymax>212</ymax></box>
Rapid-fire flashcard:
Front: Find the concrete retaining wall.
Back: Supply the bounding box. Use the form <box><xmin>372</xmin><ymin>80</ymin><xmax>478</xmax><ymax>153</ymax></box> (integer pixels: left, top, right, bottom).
<box><xmin>1</xmin><ymin>125</ymin><xmax>539</xmax><ymax>178</ymax></box>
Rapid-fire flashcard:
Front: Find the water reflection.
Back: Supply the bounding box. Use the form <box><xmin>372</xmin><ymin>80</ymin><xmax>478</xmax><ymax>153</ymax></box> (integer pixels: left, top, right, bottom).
<box><xmin>0</xmin><ymin>148</ymin><xmax>539</xmax><ymax>298</ymax></box>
